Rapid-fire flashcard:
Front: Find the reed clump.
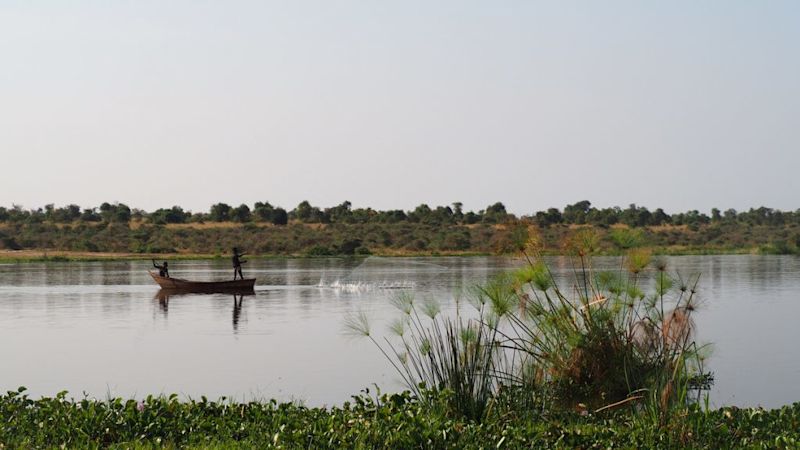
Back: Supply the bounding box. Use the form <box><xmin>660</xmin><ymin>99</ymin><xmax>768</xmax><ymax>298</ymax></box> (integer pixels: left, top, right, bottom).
<box><xmin>348</xmin><ymin>227</ymin><xmax>711</xmax><ymax>422</ymax></box>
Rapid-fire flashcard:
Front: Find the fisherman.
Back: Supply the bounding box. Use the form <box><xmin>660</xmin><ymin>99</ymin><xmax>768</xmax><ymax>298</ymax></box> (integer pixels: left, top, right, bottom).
<box><xmin>232</xmin><ymin>247</ymin><xmax>247</xmax><ymax>280</ymax></box>
<box><xmin>152</xmin><ymin>259</ymin><xmax>169</xmax><ymax>278</ymax></box>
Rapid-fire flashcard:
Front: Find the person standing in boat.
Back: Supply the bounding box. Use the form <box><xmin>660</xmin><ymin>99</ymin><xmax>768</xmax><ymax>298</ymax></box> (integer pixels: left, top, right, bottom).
<box><xmin>232</xmin><ymin>248</ymin><xmax>247</xmax><ymax>280</ymax></box>
<box><xmin>152</xmin><ymin>259</ymin><xmax>169</xmax><ymax>278</ymax></box>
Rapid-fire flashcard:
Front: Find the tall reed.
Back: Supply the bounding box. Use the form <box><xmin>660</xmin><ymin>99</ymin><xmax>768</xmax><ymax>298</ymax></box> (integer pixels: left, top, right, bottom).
<box><xmin>347</xmin><ymin>227</ymin><xmax>711</xmax><ymax>421</ymax></box>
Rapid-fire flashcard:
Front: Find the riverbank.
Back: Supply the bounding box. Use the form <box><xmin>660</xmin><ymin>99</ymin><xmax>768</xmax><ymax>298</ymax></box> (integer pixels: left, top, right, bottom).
<box><xmin>0</xmin><ymin>249</ymin><xmax>496</xmax><ymax>263</ymax></box>
<box><xmin>2</xmin><ymin>220</ymin><xmax>798</xmax><ymax>261</ymax></box>
<box><xmin>1</xmin><ymin>388</ymin><xmax>797</xmax><ymax>448</ymax></box>
<box><xmin>0</xmin><ymin>246</ymin><xmax>768</xmax><ymax>263</ymax></box>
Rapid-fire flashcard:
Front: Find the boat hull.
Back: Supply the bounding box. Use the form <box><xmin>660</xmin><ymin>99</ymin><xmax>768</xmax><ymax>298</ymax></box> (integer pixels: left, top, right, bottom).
<box><xmin>149</xmin><ymin>271</ymin><xmax>256</xmax><ymax>291</ymax></box>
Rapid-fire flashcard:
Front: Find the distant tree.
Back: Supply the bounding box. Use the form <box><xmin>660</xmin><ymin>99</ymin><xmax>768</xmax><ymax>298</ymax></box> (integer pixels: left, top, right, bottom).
<box><xmin>97</xmin><ymin>202</ymin><xmax>131</xmax><ymax>223</ymax></box>
<box><xmin>254</xmin><ymin>202</ymin><xmax>275</xmax><ymax>222</ymax></box>
<box><xmin>376</xmin><ymin>209</ymin><xmax>407</xmax><ymax>223</ymax></box>
<box><xmin>99</xmin><ymin>202</ymin><xmax>115</xmax><ymax>222</ymax></box>
<box><xmin>711</xmin><ymin>208</ymin><xmax>722</xmax><ymax>222</ymax></box>
<box><xmin>432</xmin><ymin>206</ymin><xmax>454</xmax><ymax>224</ymax></box>
<box><xmin>26</xmin><ymin>208</ymin><xmax>45</xmax><ymax>224</ymax></box>
<box><xmin>292</xmin><ymin>200</ymin><xmax>327</xmax><ymax>223</ymax></box>
<box><xmin>271</xmin><ymin>207</ymin><xmax>288</xmax><ymax>225</ymax></box>
<box><xmin>683</xmin><ymin>210</ymin><xmax>710</xmax><ymax>226</ymax></box>
<box><xmin>80</xmin><ymin>208</ymin><xmax>101</xmax><ymax>222</ymax></box>
<box><xmin>407</xmin><ymin>204</ymin><xmax>432</xmax><ymax>223</ymax></box>
<box><xmin>114</xmin><ymin>203</ymin><xmax>131</xmax><ymax>223</ymax></box>
<box><xmin>44</xmin><ymin>204</ymin><xmax>55</xmax><ymax>221</ymax></box>
<box><xmin>231</xmin><ymin>204</ymin><xmax>252</xmax><ymax>223</ymax></box>
<box><xmin>463</xmin><ymin>211</ymin><xmax>480</xmax><ymax>224</ymax></box>
<box><xmin>535</xmin><ymin>208</ymin><xmax>563</xmax><ymax>227</ymax></box>
<box><xmin>292</xmin><ymin>201</ymin><xmax>313</xmax><ymax>221</ymax></box>
<box><xmin>209</xmin><ymin>203</ymin><xmax>232</xmax><ymax>222</ymax></box>
<box><xmin>151</xmin><ymin>206</ymin><xmax>189</xmax><ymax>224</ymax></box>
<box><xmin>55</xmin><ymin>204</ymin><xmax>82</xmax><ymax>222</ymax></box>
<box><xmin>651</xmin><ymin>208</ymin><xmax>671</xmax><ymax>226</ymax></box>
<box><xmin>586</xmin><ymin>207</ymin><xmax>619</xmax><ymax>226</ymax></box>
<box><xmin>452</xmin><ymin>202</ymin><xmax>464</xmax><ymax>222</ymax></box>
<box><xmin>327</xmin><ymin>201</ymin><xmax>353</xmax><ymax>223</ymax></box>
<box><xmin>131</xmin><ymin>208</ymin><xmax>146</xmax><ymax>221</ymax></box>
<box><xmin>483</xmin><ymin>202</ymin><xmax>508</xmax><ymax>224</ymax></box>
<box><xmin>620</xmin><ymin>204</ymin><xmax>653</xmax><ymax>228</ymax></box>
<box><xmin>349</xmin><ymin>207</ymin><xmax>375</xmax><ymax>224</ymax></box>
<box><xmin>563</xmin><ymin>200</ymin><xmax>591</xmax><ymax>224</ymax></box>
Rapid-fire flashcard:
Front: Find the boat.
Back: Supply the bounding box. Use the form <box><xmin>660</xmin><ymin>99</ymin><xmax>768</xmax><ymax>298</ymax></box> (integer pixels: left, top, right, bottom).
<box><xmin>149</xmin><ymin>271</ymin><xmax>256</xmax><ymax>291</ymax></box>
<box><xmin>155</xmin><ymin>288</ymin><xmax>255</xmax><ymax>301</ymax></box>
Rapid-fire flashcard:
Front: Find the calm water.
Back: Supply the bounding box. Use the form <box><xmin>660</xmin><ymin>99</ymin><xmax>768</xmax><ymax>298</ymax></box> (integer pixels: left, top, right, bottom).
<box><xmin>0</xmin><ymin>255</ymin><xmax>799</xmax><ymax>408</ymax></box>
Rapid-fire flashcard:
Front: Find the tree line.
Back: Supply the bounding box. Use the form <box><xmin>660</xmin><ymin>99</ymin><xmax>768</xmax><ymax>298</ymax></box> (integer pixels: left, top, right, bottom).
<box><xmin>0</xmin><ymin>200</ymin><xmax>797</xmax><ymax>229</ymax></box>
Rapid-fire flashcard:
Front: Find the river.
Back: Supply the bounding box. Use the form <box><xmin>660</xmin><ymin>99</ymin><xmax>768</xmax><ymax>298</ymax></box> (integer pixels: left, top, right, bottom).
<box><xmin>0</xmin><ymin>255</ymin><xmax>798</xmax><ymax>408</ymax></box>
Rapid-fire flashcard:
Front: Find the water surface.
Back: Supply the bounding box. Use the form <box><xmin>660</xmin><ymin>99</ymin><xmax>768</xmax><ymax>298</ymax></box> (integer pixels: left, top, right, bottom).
<box><xmin>0</xmin><ymin>255</ymin><xmax>798</xmax><ymax>408</ymax></box>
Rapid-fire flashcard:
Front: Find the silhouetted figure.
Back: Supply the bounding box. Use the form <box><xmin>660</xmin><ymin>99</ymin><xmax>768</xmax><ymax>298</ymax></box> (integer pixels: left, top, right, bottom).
<box><xmin>152</xmin><ymin>260</ymin><xmax>169</xmax><ymax>278</ymax></box>
<box><xmin>232</xmin><ymin>248</ymin><xmax>247</xmax><ymax>280</ymax></box>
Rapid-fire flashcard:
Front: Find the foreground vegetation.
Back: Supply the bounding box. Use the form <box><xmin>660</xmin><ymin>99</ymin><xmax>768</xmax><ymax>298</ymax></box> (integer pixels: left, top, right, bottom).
<box><xmin>2</xmin><ymin>388</ymin><xmax>798</xmax><ymax>449</ymax></box>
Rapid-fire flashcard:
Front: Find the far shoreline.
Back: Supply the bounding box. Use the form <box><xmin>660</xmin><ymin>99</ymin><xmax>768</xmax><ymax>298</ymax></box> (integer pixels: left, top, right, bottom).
<box><xmin>0</xmin><ymin>246</ymin><xmax>766</xmax><ymax>263</ymax></box>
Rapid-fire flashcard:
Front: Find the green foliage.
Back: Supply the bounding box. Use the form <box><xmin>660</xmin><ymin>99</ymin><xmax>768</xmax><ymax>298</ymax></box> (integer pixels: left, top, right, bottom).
<box><xmin>230</xmin><ymin>204</ymin><xmax>252</xmax><ymax>223</ymax></box>
<box><xmin>99</xmin><ymin>202</ymin><xmax>131</xmax><ymax>223</ymax></box>
<box><xmin>209</xmin><ymin>203</ymin><xmax>231</xmax><ymax>222</ymax></box>
<box><xmin>150</xmin><ymin>206</ymin><xmax>190</xmax><ymax>224</ymax></box>
<box><xmin>4</xmin><ymin>200</ymin><xmax>800</xmax><ymax>256</ymax></box>
<box><xmin>610</xmin><ymin>227</ymin><xmax>646</xmax><ymax>249</ymax></box>
<box><xmin>1</xmin><ymin>387</ymin><xmax>799</xmax><ymax>448</ymax></box>
<box><xmin>271</xmin><ymin>207</ymin><xmax>288</xmax><ymax>225</ymax></box>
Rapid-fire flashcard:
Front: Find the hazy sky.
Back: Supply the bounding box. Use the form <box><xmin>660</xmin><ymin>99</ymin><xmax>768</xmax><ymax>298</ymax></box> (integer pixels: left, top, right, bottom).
<box><xmin>1</xmin><ymin>1</ymin><xmax>798</xmax><ymax>214</ymax></box>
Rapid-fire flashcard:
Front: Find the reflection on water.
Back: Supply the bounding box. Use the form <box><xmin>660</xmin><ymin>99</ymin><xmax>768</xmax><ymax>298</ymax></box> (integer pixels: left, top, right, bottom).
<box><xmin>0</xmin><ymin>256</ymin><xmax>799</xmax><ymax>408</ymax></box>
<box><xmin>154</xmin><ymin>289</ymin><xmax>255</xmax><ymax>333</ymax></box>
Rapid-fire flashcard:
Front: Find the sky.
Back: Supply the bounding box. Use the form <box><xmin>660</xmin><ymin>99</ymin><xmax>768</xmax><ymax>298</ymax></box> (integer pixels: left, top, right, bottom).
<box><xmin>1</xmin><ymin>1</ymin><xmax>798</xmax><ymax>215</ymax></box>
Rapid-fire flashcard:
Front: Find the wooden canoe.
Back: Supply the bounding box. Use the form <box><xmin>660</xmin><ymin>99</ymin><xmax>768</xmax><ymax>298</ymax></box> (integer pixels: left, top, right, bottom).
<box><xmin>149</xmin><ymin>271</ymin><xmax>256</xmax><ymax>291</ymax></box>
<box><xmin>155</xmin><ymin>288</ymin><xmax>255</xmax><ymax>301</ymax></box>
